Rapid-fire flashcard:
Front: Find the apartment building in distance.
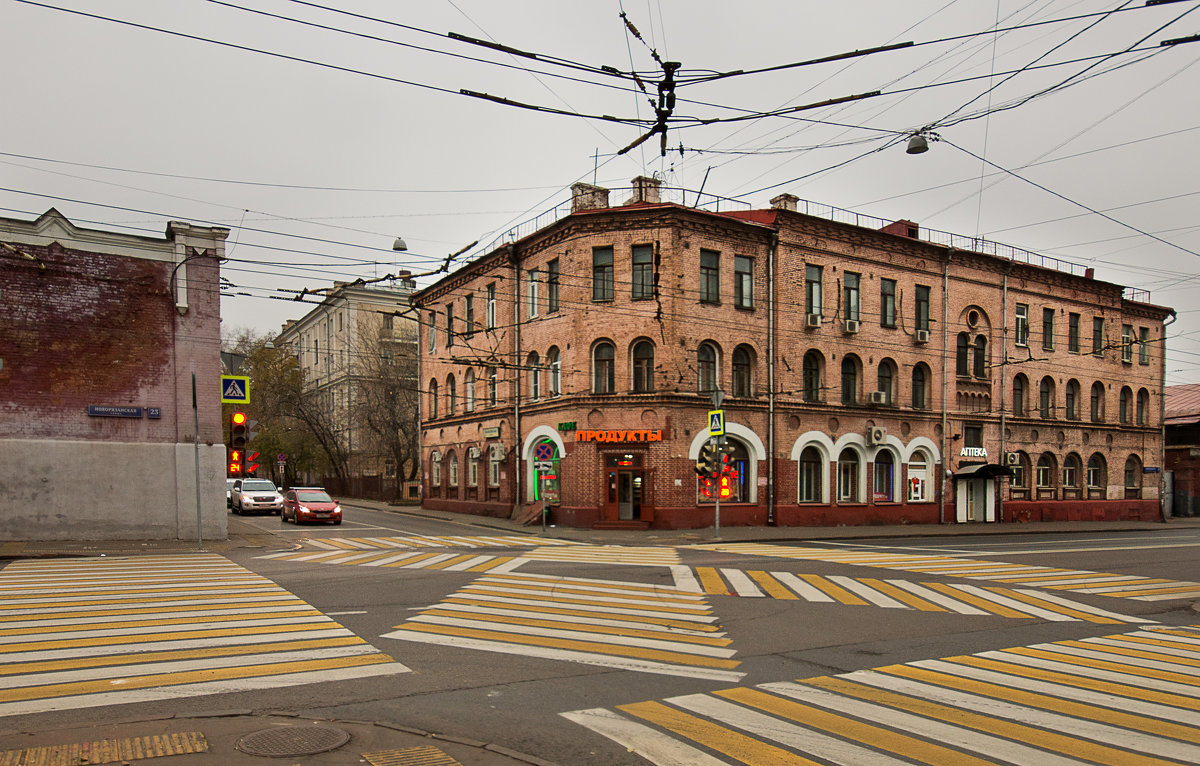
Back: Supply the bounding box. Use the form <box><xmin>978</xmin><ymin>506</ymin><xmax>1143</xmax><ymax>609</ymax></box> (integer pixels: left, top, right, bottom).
<box><xmin>412</xmin><ymin>177</ymin><xmax>1173</xmax><ymax>530</ymax></box>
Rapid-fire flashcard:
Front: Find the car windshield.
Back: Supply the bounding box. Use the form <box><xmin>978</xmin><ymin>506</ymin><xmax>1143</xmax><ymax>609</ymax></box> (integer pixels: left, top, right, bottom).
<box><xmin>242</xmin><ymin>481</ymin><xmax>276</xmax><ymax>491</ymax></box>
<box><xmin>297</xmin><ymin>491</ymin><xmax>333</xmax><ymax>503</ymax></box>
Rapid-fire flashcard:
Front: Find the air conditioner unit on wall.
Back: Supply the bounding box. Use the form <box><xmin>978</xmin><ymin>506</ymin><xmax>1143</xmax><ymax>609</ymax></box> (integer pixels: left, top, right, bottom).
<box><xmin>806</xmin><ymin>313</ymin><xmax>821</xmax><ymax>328</ymax></box>
<box><xmin>868</xmin><ymin>391</ymin><xmax>886</xmax><ymax>405</ymax></box>
<box><xmin>1005</xmin><ymin>451</ymin><xmax>1020</xmax><ymax>465</ymax></box>
<box><xmin>867</xmin><ymin>426</ymin><xmax>887</xmax><ymax>445</ymax></box>
<box><xmin>915</xmin><ymin>329</ymin><xmax>930</xmax><ymax>343</ymax></box>
<box><xmin>844</xmin><ymin>319</ymin><xmax>859</xmax><ymax>334</ymax></box>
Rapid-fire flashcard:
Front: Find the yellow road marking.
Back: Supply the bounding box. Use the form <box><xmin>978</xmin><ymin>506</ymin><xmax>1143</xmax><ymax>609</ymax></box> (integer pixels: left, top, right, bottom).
<box><xmin>417</xmin><ymin>609</ymin><xmax>731</xmax><ymax>646</ymax></box>
<box><xmin>1007</xmin><ymin>647</ymin><xmax>1200</xmax><ymax>687</ymax></box>
<box><xmin>464</xmin><ymin>580</ymin><xmax>702</xmax><ymax>605</ymax></box>
<box><xmin>0</xmin><ymin>610</ymin><xmax>323</xmax><ymax>638</ymax></box>
<box><xmin>457</xmin><ymin>588</ymin><xmax>705</xmax><ymax>614</ymax></box>
<box><xmin>923</xmin><ymin>583</ymin><xmax>1029</xmax><ymax>619</ymax></box>
<box><xmin>441</xmin><ymin>598</ymin><xmax>719</xmax><ymax>630</ymax></box>
<box><xmin>794</xmin><ymin>574</ymin><xmax>868</xmax><ymax>605</ymax></box>
<box><xmin>465</xmin><ymin>557</ymin><xmax>516</xmax><ymax>573</ymax></box>
<box><xmin>618</xmin><ymin>700</ymin><xmax>818</xmax><ymax>766</ymax></box>
<box><xmin>1053</xmin><ymin>639</ymin><xmax>1200</xmax><ymax>667</ymax></box>
<box><xmin>980</xmin><ymin>588</ymin><xmax>1122</xmax><ymax>624</ymax></box>
<box><xmin>0</xmin><ymin>621</ymin><xmax>356</xmax><ymax>655</ymax></box>
<box><xmin>745</xmin><ymin>572</ymin><xmax>797</xmax><ymax>600</ymax></box>
<box><xmin>859</xmin><ymin>579</ymin><xmax>948</xmax><ymax>611</ymax></box>
<box><xmin>695</xmin><ymin>567</ymin><xmax>731</xmax><ymax>596</ymax></box>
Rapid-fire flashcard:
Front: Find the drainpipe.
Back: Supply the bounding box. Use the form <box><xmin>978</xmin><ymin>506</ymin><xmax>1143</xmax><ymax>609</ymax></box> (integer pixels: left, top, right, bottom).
<box><xmin>998</xmin><ymin>267</ymin><xmax>1009</xmax><ymax>523</ymax></box>
<box><xmin>767</xmin><ymin>230</ymin><xmax>779</xmax><ymax>525</ymax></box>
<box><xmin>511</xmin><ymin>244</ymin><xmax>522</xmax><ymax>513</ymax></box>
<box><xmin>940</xmin><ymin>249</ymin><xmax>952</xmax><ymax>524</ymax></box>
<box><xmin>1161</xmin><ymin>311</ymin><xmax>1177</xmax><ymax>521</ymax></box>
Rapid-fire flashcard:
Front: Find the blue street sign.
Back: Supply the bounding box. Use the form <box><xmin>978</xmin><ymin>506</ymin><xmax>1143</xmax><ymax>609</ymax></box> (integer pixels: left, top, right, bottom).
<box><xmin>708</xmin><ymin>409</ymin><xmax>725</xmax><ymax>437</ymax></box>
<box><xmin>221</xmin><ymin>375</ymin><xmax>250</xmax><ymax>404</ymax></box>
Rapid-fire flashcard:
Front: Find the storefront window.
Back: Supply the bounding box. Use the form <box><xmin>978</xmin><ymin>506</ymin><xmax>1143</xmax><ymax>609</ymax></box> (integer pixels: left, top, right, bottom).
<box><xmin>798</xmin><ymin>446</ymin><xmax>823</xmax><ymax>503</ymax></box>
<box><xmin>699</xmin><ymin>439</ymin><xmax>747</xmax><ymax>504</ymax></box>
<box><xmin>873</xmin><ymin>450</ymin><xmax>894</xmax><ymax>502</ymax></box>
<box><xmin>838</xmin><ymin>449</ymin><xmax>860</xmax><ymax>502</ymax></box>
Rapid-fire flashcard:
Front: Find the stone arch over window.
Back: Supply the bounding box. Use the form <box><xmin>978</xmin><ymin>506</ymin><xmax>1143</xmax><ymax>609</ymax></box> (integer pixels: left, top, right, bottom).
<box><xmin>836</xmin><ymin>445</ymin><xmax>865</xmax><ymax>503</ymax></box>
<box><xmin>1062</xmin><ymin>452</ymin><xmax>1082</xmax><ymax>492</ymax></box>
<box><xmin>802</xmin><ymin>350</ymin><xmax>824</xmax><ymax>403</ymax></box>
<box><xmin>912</xmin><ymin>362</ymin><xmax>930</xmax><ymax>410</ymax></box>
<box><xmin>698</xmin><ymin>341</ymin><xmax>721</xmax><ymax>393</ymax></box>
<box><xmin>631</xmin><ymin>339</ymin><xmax>655</xmax><ymax>393</ymax></box>
<box><xmin>592</xmin><ymin>339</ymin><xmax>615</xmax><ymax>394</ymax></box>
<box><xmin>446</xmin><ymin>373</ymin><xmax>456</xmax><ymax>415</ymax></box>
<box><xmin>1039</xmin><ymin>376</ymin><xmax>1056</xmax><ymax>418</ymax></box>
<box><xmin>1137</xmin><ymin>388</ymin><xmax>1150</xmax><ymax>426</ymax></box>
<box><xmin>1087</xmin><ymin>452</ymin><xmax>1107</xmax><ymax>498</ymax></box>
<box><xmin>1036</xmin><ymin>452</ymin><xmax>1058</xmax><ymax>491</ymax></box>
<box><xmin>732</xmin><ymin>345</ymin><xmax>755</xmax><ymax>397</ymax></box>
<box><xmin>906</xmin><ymin>447</ymin><xmax>933</xmax><ymax>502</ymax></box>
<box><xmin>956</xmin><ymin>332</ymin><xmax>970</xmax><ymax>377</ymax></box>
<box><xmin>1119</xmin><ymin>386</ymin><xmax>1133</xmax><ymax>424</ymax></box>
<box><xmin>1010</xmin><ymin>450</ymin><xmax>1031</xmax><ymax>495</ymax></box>
<box><xmin>428</xmin><ymin>379</ymin><xmax>439</xmax><ymax>418</ymax></box>
<box><xmin>1012</xmin><ymin>373</ymin><xmax>1028</xmax><ymax>417</ymax></box>
<box><xmin>429</xmin><ymin>450</ymin><xmax>442</xmax><ymax>489</ymax></box>
<box><xmin>1065</xmin><ymin>379</ymin><xmax>1081</xmax><ymax>421</ymax></box>
<box><xmin>877</xmin><ymin>358</ymin><xmax>897</xmax><ymax>405</ymax></box>
<box><xmin>547</xmin><ymin>346</ymin><xmax>561</xmax><ymax>397</ymax></box>
<box><xmin>1124</xmin><ymin>454</ymin><xmax>1142</xmax><ymax>498</ymax></box>
<box><xmin>872</xmin><ymin>447</ymin><xmax>899</xmax><ymax>502</ymax></box>
<box><xmin>698</xmin><ymin>436</ymin><xmax>751</xmax><ymax>505</ymax></box>
<box><xmin>790</xmin><ymin>430</ymin><xmax>834</xmax><ymax>505</ymax></box>
<box><xmin>688</xmin><ymin>422</ymin><xmax>763</xmax><ymax>503</ymax></box>
<box><xmin>464</xmin><ymin>368</ymin><xmax>476</xmax><ymax>412</ymax></box>
<box><xmin>446</xmin><ymin>449</ymin><xmax>459</xmax><ymax>491</ymax></box>
<box><xmin>1090</xmin><ymin>381</ymin><xmax>1105</xmax><ymax>422</ymax></box>
<box><xmin>527</xmin><ymin>352</ymin><xmax>540</xmax><ymax>401</ymax></box>
<box><xmin>521</xmin><ymin>425</ymin><xmax>567</xmax><ymax>501</ymax></box>
<box><xmin>973</xmin><ymin>335</ymin><xmax>988</xmax><ymax>378</ymax></box>
<box><xmin>841</xmin><ymin>354</ymin><xmax>862</xmax><ymax>405</ymax></box>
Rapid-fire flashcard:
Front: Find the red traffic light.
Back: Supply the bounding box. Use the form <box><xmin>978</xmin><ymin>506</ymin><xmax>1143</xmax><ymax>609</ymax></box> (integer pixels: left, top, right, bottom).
<box><xmin>231</xmin><ymin>412</ymin><xmax>247</xmax><ymax>426</ymax></box>
<box><xmin>231</xmin><ymin>412</ymin><xmax>248</xmax><ymax>448</ymax></box>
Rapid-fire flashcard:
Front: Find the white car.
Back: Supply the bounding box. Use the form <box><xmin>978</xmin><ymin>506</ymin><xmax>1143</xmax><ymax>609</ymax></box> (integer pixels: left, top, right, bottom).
<box><xmin>226</xmin><ymin>478</ymin><xmax>238</xmax><ymax>508</ymax></box>
<box><xmin>231</xmin><ymin>478</ymin><xmax>284</xmax><ymax>515</ymax></box>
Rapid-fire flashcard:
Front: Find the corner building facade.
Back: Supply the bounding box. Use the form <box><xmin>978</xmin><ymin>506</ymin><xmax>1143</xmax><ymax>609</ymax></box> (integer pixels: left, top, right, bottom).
<box><xmin>413</xmin><ymin>179</ymin><xmax>1172</xmax><ymax>529</ymax></box>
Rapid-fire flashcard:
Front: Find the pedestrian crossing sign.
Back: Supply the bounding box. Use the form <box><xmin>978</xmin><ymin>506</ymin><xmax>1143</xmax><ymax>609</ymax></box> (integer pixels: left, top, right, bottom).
<box><xmin>708</xmin><ymin>409</ymin><xmax>724</xmax><ymax>436</ymax></box>
<box><xmin>221</xmin><ymin>375</ymin><xmax>250</xmax><ymax>404</ymax></box>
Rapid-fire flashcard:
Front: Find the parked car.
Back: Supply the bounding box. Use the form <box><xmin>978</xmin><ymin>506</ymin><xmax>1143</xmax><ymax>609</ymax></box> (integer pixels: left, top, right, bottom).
<box><xmin>226</xmin><ymin>478</ymin><xmax>237</xmax><ymax>508</ymax></box>
<box><xmin>231</xmin><ymin>478</ymin><xmax>284</xmax><ymax>515</ymax></box>
<box><xmin>282</xmin><ymin>487</ymin><xmax>342</xmax><ymax>525</ymax></box>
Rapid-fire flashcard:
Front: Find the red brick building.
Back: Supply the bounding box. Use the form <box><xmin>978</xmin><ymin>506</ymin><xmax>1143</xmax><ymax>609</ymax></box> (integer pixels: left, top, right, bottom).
<box><xmin>1166</xmin><ymin>383</ymin><xmax>1200</xmax><ymax>517</ymax></box>
<box><xmin>0</xmin><ymin>209</ymin><xmax>229</xmax><ymax>541</ymax></box>
<box><xmin>412</xmin><ymin>179</ymin><xmax>1172</xmax><ymax>529</ymax></box>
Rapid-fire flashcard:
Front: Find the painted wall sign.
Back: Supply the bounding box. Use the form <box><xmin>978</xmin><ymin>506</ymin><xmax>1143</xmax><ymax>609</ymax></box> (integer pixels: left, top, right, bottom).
<box><xmin>146</xmin><ymin>407</ymin><xmax>162</xmax><ymax>419</ymax></box>
<box><xmin>575</xmin><ymin>429</ymin><xmax>663</xmax><ymax>443</ymax></box>
<box><xmin>483</xmin><ymin>426</ymin><xmax>501</xmax><ymax>438</ymax></box>
<box><xmin>87</xmin><ymin>405</ymin><xmax>143</xmax><ymax>418</ymax></box>
<box><xmin>959</xmin><ymin>447</ymin><xmax>988</xmax><ymax>458</ymax></box>
<box><xmin>557</xmin><ymin>421</ymin><xmax>577</xmax><ymax>432</ymax></box>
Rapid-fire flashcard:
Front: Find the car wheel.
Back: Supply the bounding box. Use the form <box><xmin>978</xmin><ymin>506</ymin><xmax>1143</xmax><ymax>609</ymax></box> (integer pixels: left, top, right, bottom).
<box><xmin>333</xmin><ymin>519</ymin><xmax>342</xmax><ymax>525</ymax></box>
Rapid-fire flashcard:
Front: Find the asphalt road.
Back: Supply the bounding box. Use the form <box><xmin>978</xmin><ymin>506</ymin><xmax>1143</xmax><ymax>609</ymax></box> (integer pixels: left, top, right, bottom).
<box><xmin>3</xmin><ymin>506</ymin><xmax>1199</xmax><ymax>765</ymax></box>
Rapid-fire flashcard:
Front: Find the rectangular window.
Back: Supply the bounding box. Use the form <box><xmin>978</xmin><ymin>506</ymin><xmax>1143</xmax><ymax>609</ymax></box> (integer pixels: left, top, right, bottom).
<box><xmin>486</xmin><ymin>283</ymin><xmax>496</xmax><ymax>330</ymax></box>
<box><xmin>488</xmin><ymin>452</ymin><xmax>501</xmax><ymax>487</ymax></box>
<box><xmin>1092</xmin><ymin>317</ymin><xmax>1104</xmax><ymax>356</ymax></box>
<box><xmin>427</xmin><ymin>312</ymin><xmax>436</xmax><ymax>353</ymax></box>
<box><xmin>592</xmin><ymin>247</ymin><xmax>614</xmax><ymax>301</ymax></box>
<box><xmin>547</xmin><ymin>258</ymin><xmax>559</xmax><ymax>313</ymax></box>
<box><xmin>734</xmin><ymin>255</ymin><xmax>753</xmax><ymax>308</ymax></box>
<box><xmin>1015</xmin><ymin>304</ymin><xmax>1029</xmax><ymax>347</ymax></box>
<box><xmin>880</xmin><ymin>279</ymin><xmax>896</xmax><ymax>327</ymax></box>
<box><xmin>382</xmin><ymin>313</ymin><xmax>394</xmax><ymax>331</ymax></box>
<box><xmin>843</xmin><ymin>272</ymin><xmax>860</xmax><ymax>322</ymax></box>
<box><xmin>527</xmin><ymin>268</ymin><xmax>539</xmax><ymax>319</ymax></box>
<box><xmin>1122</xmin><ymin>324</ymin><xmax>1134</xmax><ymax>363</ymax></box>
<box><xmin>1011</xmin><ymin>461</ymin><xmax>1026</xmax><ymax>489</ymax></box>
<box><xmin>1139</xmin><ymin>327</ymin><xmax>1150</xmax><ymax>365</ymax></box>
<box><xmin>806</xmin><ymin>265</ymin><xmax>823</xmax><ymax>317</ymax></box>
<box><xmin>1042</xmin><ymin>308</ymin><xmax>1055</xmax><ymax>351</ymax></box>
<box><xmin>964</xmin><ymin>424</ymin><xmax>983</xmax><ymax>448</ymax></box>
<box><xmin>1068</xmin><ymin>312</ymin><xmax>1080</xmax><ymax>353</ymax></box>
<box><xmin>700</xmin><ymin>249</ymin><xmax>720</xmax><ymax>304</ymax></box>
<box><xmin>915</xmin><ymin>285</ymin><xmax>930</xmax><ymax>332</ymax></box>
<box><xmin>445</xmin><ymin>304</ymin><xmax>454</xmax><ymax>347</ymax></box>
<box><xmin>632</xmin><ymin>245</ymin><xmax>653</xmax><ymax>300</ymax></box>
<box><xmin>464</xmin><ymin>295</ymin><xmax>474</xmax><ymax>338</ymax></box>
<box><xmin>467</xmin><ymin>456</ymin><xmax>478</xmax><ymax>487</ymax></box>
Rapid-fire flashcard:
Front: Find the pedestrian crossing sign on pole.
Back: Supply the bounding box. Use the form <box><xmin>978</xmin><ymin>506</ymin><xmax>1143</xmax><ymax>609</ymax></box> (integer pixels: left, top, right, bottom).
<box><xmin>708</xmin><ymin>409</ymin><xmax>724</xmax><ymax>437</ymax></box>
<box><xmin>220</xmin><ymin>375</ymin><xmax>251</xmax><ymax>404</ymax></box>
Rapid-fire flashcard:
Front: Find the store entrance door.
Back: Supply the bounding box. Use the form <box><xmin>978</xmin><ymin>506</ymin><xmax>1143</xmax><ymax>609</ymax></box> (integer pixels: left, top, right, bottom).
<box><xmin>616</xmin><ymin>470</ymin><xmax>642</xmax><ymax>520</ymax></box>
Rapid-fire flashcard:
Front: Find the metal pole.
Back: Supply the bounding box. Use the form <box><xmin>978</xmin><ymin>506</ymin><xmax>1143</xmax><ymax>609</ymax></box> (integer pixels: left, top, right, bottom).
<box><xmin>192</xmin><ymin>373</ymin><xmax>203</xmax><ymax>550</ymax></box>
<box><xmin>712</xmin><ymin>436</ymin><xmax>721</xmax><ymax>538</ymax></box>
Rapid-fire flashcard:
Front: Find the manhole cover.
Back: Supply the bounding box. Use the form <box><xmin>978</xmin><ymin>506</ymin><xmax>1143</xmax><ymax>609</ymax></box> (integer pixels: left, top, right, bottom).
<box><xmin>236</xmin><ymin>725</ymin><xmax>351</xmax><ymax>757</ymax></box>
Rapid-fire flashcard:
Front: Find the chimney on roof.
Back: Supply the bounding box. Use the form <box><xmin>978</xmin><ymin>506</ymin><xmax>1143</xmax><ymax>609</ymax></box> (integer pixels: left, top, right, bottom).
<box><xmin>770</xmin><ymin>193</ymin><xmax>799</xmax><ymax>212</ymax></box>
<box><xmin>880</xmin><ymin>219</ymin><xmax>920</xmax><ymax>239</ymax></box>
<box><xmin>626</xmin><ymin>175</ymin><xmax>661</xmax><ymax>205</ymax></box>
<box><xmin>571</xmin><ymin>182</ymin><xmax>610</xmax><ymax>212</ymax></box>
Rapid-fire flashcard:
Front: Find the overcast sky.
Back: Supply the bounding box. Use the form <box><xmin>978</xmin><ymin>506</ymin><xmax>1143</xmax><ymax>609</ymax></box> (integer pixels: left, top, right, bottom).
<box><xmin>4</xmin><ymin>1</ymin><xmax>1199</xmax><ymax>384</ymax></box>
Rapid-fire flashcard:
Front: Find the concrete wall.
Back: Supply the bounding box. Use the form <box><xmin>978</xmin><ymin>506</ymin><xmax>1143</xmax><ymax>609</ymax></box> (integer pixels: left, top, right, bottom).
<box><xmin>0</xmin><ymin>439</ymin><xmax>227</xmax><ymax>541</ymax></box>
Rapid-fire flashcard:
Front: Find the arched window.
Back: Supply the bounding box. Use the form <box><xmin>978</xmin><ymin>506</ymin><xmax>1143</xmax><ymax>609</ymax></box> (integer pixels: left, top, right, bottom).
<box><xmin>1012</xmin><ymin>374</ymin><xmax>1027</xmax><ymax>417</ymax></box>
<box><xmin>698</xmin><ymin>343</ymin><xmax>719</xmax><ymax>392</ymax></box>
<box><xmin>798</xmin><ymin>446</ymin><xmax>823</xmax><ymax>503</ymax></box>
<box><xmin>632</xmin><ymin>341</ymin><xmax>655</xmax><ymax>393</ymax></box>
<box><xmin>1119</xmin><ymin>386</ymin><xmax>1133</xmax><ymax>424</ymax></box>
<box><xmin>837</xmin><ymin>448</ymin><xmax>861</xmax><ymax>502</ymax></box>
<box><xmin>1065</xmin><ymin>379</ymin><xmax>1080</xmax><ymax>421</ymax></box>
<box><xmin>464</xmin><ymin>369</ymin><xmax>476</xmax><ymax>412</ymax></box>
<box><xmin>446</xmin><ymin>374</ymin><xmax>456</xmax><ymax>414</ymax></box>
<box><xmin>841</xmin><ymin>355</ymin><xmax>860</xmax><ymax>405</ymax></box>
<box><xmin>527</xmin><ymin>352</ymin><xmax>540</xmax><ymax>400</ymax></box>
<box><xmin>487</xmin><ymin>367</ymin><xmax>497</xmax><ymax>407</ymax></box>
<box><xmin>699</xmin><ymin>438</ymin><xmax>748</xmax><ymax>504</ymax></box>
<box><xmin>1090</xmin><ymin>381</ymin><xmax>1105</xmax><ymax>422</ymax></box>
<box><xmin>732</xmin><ymin>346</ymin><xmax>752</xmax><ymax>397</ymax></box>
<box><xmin>912</xmin><ymin>363</ymin><xmax>929</xmax><ymax>410</ymax></box>
<box><xmin>593</xmin><ymin>342</ymin><xmax>615</xmax><ymax>394</ymax></box>
<box><xmin>447</xmin><ymin>450</ymin><xmax>459</xmax><ymax>488</ymax></box>
<box><xmin>973</xmin><ymin>335</ymin><xmax>988</xmax><ymax>378</ymax></box>
<box><xmin>873</xmin><ymin>450</ymin><xmax>895</xmax><ymax>502</ymax></box>
<box><xmin>428</xmin><ymin>379</ymin><xmax>439</xmax><ymax>418</ymax></box>
<box><xmin>1137</xmin><ymin>388</ymin><xmax>1150</xmax><ymax>426</ymax></box>
<box><xmin>1087</xmin><ymin>453</ymin><xmax>1107</xmax><ymax>497</ymax></box>
<box><xmin>1039</xmin><ymin>376</ymin><xmax>1055</xmax><ymax>418</ymax></box>
<box><xmin>548</xmin><ymin>347</ymin><xmax>561</xmax><ymax>397</ymax></box>
<box><xmin>1124</xmin><ymin>454</ymin><xmax>1142</xmax><ymax>498</ymax></box>
<box><xmin>1010</xmin><ymin>451</ymin><xmax>1029</xmax><ymax>492</ymax></box>
<box><xmin>803</xmin><ymin>351</ymin><xmax>823</xmax><ymax>403</ymax></box>
<box><xmin>1036</xmin><ymin>453</ymin><xmax>1055</xmax><ymax>489</ymax></box>
<box><xmin>907</xmin><ymin>451</ymin><xmax>930</xmax><ymax>501</ymax></box>
<box><xmin>877</xmin><ymin>359</ymin><xmax>896</xmax><ymax>405</ymax></box>
<box><xmin>430</xmin><ymin>452</ymin><xmax>442</xmax><ymax>488</ymax></box>
<box><xmin>956</xmin><ymin>333</ymin><xmax>970</xmax><ymax>377</ymax></box>
<box><xmin>1063</xmin><ymin>453</ymin><xmax>1081</xmax><ymax>489</ymax></box>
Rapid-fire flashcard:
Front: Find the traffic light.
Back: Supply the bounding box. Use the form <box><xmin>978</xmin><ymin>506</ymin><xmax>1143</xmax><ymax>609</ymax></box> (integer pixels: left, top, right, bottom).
<box><xmin>230</xmin><ymin>412</ymin><xmax>248</xmax><ymax>450</ymax></box>
<box><xmin>695</xmin><ymin>441</ymin><xmax>718</xmax><ymax>477</ymax></box>
<box><xmin>246</xmin><ymin>451</ymin><xmax>260</xmax><ymax>476</ymax></box>
<box><xmin>228</xmin><ymin>449</ymin><xmax>243</xmax><ymax>476</ymax></box>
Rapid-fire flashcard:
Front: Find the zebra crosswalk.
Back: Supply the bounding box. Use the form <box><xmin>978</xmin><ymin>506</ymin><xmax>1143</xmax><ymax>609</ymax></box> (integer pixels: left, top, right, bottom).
<box><xmin>304</xmin><ymin>535</ymin><xmax>580</xmax><ymax>550</ymax></box>
<box><xmin>696</xmin><ymin>543</ymin><xmax>1200</xmax><ymax>601</ymax></box>
<box><xmin>564</xmin><ymin>625</ymin><xmax>1200</xmax><ymax>765</ymax></box>
<box><xmin>0</xmin><ymin>554</ymin><xmax>409</xmax><ymax>716</ymax></box>
<box><xmin>257</xmin><ymin>548</ymin><xmax>528</xmax><ymax>572</ymax></box>
<box><xmin>671</xmin><ymin>566</ymin><xmax>1154</xmax><ymax>623</ymax></box>
<box><xmin>382</xmin><ymin>572</ymin><xmax>743</xmax><ymax>681</ymax></box>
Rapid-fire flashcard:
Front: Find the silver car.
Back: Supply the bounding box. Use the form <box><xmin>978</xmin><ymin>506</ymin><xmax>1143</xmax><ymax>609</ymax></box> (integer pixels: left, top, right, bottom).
<box><xmin>231</xmin><ymin>479</ymin><xmax>284</xmax><ymax>515</ymax></box>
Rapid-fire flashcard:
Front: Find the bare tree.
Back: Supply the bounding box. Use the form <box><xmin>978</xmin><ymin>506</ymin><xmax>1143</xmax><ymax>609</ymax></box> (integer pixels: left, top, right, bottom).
<box><xmin>353</xmin><ymin>324</ymin><xmax>420</xmax><ymax>499</ymax></box>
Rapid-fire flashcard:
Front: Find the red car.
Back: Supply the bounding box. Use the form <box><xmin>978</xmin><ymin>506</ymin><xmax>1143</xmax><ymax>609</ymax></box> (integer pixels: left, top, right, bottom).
<box><xmin>282</xmin><ymin>487</ymin><xmax>342</xmax><ymax>525</ymax></box>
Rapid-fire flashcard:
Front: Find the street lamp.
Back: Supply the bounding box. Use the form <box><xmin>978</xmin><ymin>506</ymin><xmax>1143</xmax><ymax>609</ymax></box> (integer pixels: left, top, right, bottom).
<box><xmin>392</xmin><ymin>237</ymin><xmax>408</xmax><ymax>252</ymax></box>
